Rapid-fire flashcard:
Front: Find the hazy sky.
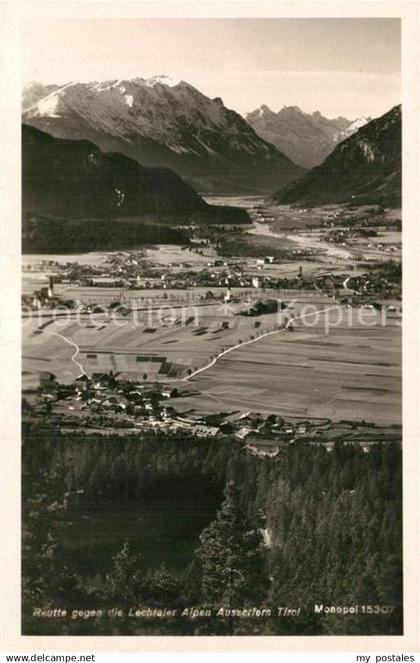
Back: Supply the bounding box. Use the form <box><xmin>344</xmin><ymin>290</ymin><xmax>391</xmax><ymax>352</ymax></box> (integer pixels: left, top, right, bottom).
<box><xmin>23</xmin><ymin>18</ymin><xmax>401</xmax><ymax>119</ymax></box>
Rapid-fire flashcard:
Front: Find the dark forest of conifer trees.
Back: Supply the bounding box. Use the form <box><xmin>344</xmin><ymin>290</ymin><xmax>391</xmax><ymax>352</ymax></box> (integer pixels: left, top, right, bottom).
<box><xmin>22</xmin><ymin>423</ymin><xmax>402</xmax><ymax>636</ymax></box>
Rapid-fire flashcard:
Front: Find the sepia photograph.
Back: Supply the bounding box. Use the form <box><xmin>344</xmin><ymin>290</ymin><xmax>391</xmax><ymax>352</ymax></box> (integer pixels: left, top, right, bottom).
<box><xmin>15</xmin><ymin>9</ymin><xmax>407</xmax><ymax>640</ymax></box>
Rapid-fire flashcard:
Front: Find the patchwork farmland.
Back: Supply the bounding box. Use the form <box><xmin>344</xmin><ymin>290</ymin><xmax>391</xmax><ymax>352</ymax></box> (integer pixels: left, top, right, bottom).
<box><xmin>170</xmin><ymin>310</ymin><xmax>401</xmax><ymax>424</ymax></box>
<box><xmin>22</xmin><ymin>299</ymin><xmax>400</xmax><ymax>424</ymax></box>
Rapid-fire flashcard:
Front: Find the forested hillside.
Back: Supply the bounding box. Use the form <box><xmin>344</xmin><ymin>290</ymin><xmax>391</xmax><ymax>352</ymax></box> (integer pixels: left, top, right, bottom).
<box><xmin>273</xmin><ymin>105</ymin><xmax>401</xmax><ymax>207</ymax></box>
<box><xmin>22</xmin><ymin>124</ymin><xmax>250</xmax><ymax>253</ymax></box>
<box><xmin>22</xmin><ymin>424</ymin><xmax>402</xmax><ymax>636</ymax></box>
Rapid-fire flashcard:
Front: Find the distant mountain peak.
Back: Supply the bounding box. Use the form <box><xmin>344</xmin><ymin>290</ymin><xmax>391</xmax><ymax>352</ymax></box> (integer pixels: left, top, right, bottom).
<box><xmin>336</xmin><ymin>115</ymin><xmax>372</xmax><ymax>141</ymax></box>
<box><xmin>143</xmin><ymin>74</ymin><xmax>180</xmax><ymax>87</ymax></box>
<box><xmin>87</xmin><ymin>75</ymin><xmax>182</xmax><ymax>92</ymax></box>
<box><xmin>246</xmin><ymin>104</ymin><xmax>363</xmax><ymax>168</ymax></box>
<box><xmin>280</xmin><ymin>105</ymin><xmax>303</xmax><ymax>114</ymax></box>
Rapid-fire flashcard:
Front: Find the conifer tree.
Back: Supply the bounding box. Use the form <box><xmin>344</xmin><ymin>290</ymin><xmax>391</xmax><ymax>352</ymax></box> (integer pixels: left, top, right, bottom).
<box><xmin>101</xmin><ymin>541</ymin><xmax>145</xmax><ymax>609</ymax></box>
<box><xmin>197</xmin><ymin>480</ymin><xmax>268</xmax><ymax>609</ymax></box>
<box><xmin>146</xmin><ymin>563</ymin><xmax>181</xmax><ymax>606</ymax></box>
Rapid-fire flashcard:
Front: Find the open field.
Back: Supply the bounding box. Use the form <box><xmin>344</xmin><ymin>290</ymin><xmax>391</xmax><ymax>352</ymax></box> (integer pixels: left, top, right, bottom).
<box><xmin>22</xmin><ymin>300</ymin><xmax>401</xmax><ymax>425</ymax></box>
<box><xmin>170</xmin><ymin>310</ymin><xmax>401</xmax><ymax>425</ymax></box>
<box><xmin>22</xmin><ymin>272</ymin><xmax>51</xmax><ymax>295</ymax></box>
<box><xmin>143</xmin><ymin>244</ymin><xmax>216</xmax><ymax>267</ymax></box>
<box><xmin>22</xmin><ymin>294</ymin><xmax>332</xmax><ymax>387</ymax></box>
<box><xmin>249</xmin><ymin>221</ymin><xmax>401</xmax><ymax>263</ymax></box>
<box><xmin>203</xmin><ymin>195</ymin><xmax>264</xmax><ymax>209</ymax></box>
<box><xmin>248</xmin><ymin>222</ymin><xmax>352</xmax><ymax>260</ymax></box>
<box><xmin>23</xmin><ymin>251</ymin><xmax>113</xmax><ymax>295</ymax></box>
<box><xmin>22</xmin><ymin>252</ymin><xmax>110</xmax><ymax>266</ymax></box>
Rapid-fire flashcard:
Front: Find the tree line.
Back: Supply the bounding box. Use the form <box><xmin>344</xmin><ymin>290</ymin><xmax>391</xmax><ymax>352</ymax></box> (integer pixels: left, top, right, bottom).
<box><xmin>22</xmin><ymin>423</ymin><xmax>402</xmax><ymax>635</ymax></box>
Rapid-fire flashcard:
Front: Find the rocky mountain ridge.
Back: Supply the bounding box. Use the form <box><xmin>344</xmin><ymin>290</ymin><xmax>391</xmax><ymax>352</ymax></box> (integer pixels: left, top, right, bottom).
<box><xmin>246</xmin><ymin>104</ymin><xmax>371</xmax><ymax>168</ymax></box>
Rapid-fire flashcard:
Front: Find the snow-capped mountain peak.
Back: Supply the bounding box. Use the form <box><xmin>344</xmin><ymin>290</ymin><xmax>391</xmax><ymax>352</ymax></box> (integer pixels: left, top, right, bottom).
<box><xmin>84</xmin><ymin>75</ymin><xmax>180</xmax><ymax>93</ymax></box>
<box><xmin>335</xmin><ymin>116</ymin><xmax>371</xmax><ymax>141</ymax></box>
<box><xmin>257</xmin><ymin>104</ymin><xmax>273</xmax><ymax>116</ymax></box>
<box><xmin>143</xmin><ymin>75</ymin><xmax>180</xmax><ymax>88</ymax></box>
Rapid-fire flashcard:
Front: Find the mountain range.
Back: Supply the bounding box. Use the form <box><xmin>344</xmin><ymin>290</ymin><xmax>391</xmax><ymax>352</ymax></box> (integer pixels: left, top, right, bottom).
<box><xmin>22</xmin><ymin>77</ymin><xmax>401</xmax><ymax>218</ymax></box>
<box><xmin>272</xmin><ymin>105</ymin><xmax>401</xmax><ymax>208</ymax></box>
<box><xmin>246</xmin><ymin>105</ymin><xmax>371</xmax><ymax>168</ymax></box>
<box><xmin>22</xmin><ymin>77</ymin><xmax>304</xmax><ymax>195</ymax></box>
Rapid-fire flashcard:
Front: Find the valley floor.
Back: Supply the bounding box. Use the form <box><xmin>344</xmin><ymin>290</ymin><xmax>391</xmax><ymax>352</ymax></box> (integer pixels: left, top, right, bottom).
<box><xmin>22</xmin><ymin>200</ymin><xmax>402</xmax><ymax>426</ymax></box>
